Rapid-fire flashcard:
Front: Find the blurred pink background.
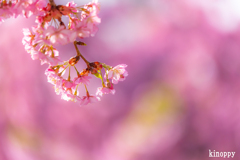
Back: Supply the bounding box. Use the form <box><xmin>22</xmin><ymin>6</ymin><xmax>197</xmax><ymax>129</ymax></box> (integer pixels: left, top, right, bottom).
<box><xmin>1</xmin><ymin>0</ymin><xmax>240</xmax><ymax>159</ymax></box>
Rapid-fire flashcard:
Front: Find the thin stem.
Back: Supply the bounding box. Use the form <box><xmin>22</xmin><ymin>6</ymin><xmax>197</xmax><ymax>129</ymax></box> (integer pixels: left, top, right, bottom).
<box><xmin>79</xmin><ymin>52</ymin><xmax>89</xmax><ymax>67</ymax></box>
<box><xmin>84</xmin><ymin>84</ymin><xmax>90</xmax><ymax>97</ymax></box>
<box><xmin>99</xmin><ymin>70</ymin><xmax>105</xmax><ymax>87</ymax></box>
<box><xmin>74</xmin><ymin>65</ymin><xmax>80</xmax><ymax>76</ymax></box>
<box><xmin>74</xmin><ymin>84</ymin><xmax>79</xmax><ymax>95</ymax></box>
<box><xmin>59</xmin><ymin>64</ymin><xmax>69</xmax><ymax>76</ymax></box>
<box><xmin>74</xmin><ymin>41</ymin><xmax>80</xmax><ymax>56</ymax></box>
<box><xmin>68</xmin><ymin>66</ymin><xmax>71</xmax><ymax>81</ymax></box>
<box><xmin>104</xmin><ymin>68</ymin><xmax>110</xmax><ymax>83</ymax></box>
<box><xmin>104</xmin><ymin>68</ymin><xmax>108</xmax><ymax>79</ymax></box>
<box><xmin>74</xmin><ymin>41</ymin><xmax>89</xmax><ymax>67</ymax></box>
<box><xmin>50</xmin><ymin>48</ymin><xmax>55</xmax><ymax>57</ymax></box>
<box><xmin>53</xmin><ymin>18</ymin><xmax>59</xmax><ymax>28</ymax></box>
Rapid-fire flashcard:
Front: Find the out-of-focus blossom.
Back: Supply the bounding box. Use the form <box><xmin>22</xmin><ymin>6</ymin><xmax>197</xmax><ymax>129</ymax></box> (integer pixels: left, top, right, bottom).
<box><xmin>0</xmin><ymin>0</ymin><xmax>46</xmax><ymax>23</ymax></box>
<box><xmin>96</xmin><ymin>82</ymin><xmax>115</xmax><ymax>96</ymax></box>
<box><xmin>73</xmin><ymin>75</ymin><xmax>92</xmax><ymax>86</ymax></box>
<box><xmin>7</xmin><ymin>0</ymin><xmax>240</xmax><ymax>160</ymax></box>
<box><xmin>44</xmin><ymin>26</ymin><xmax>77</xmax><ymax>45</ymax></box>
<box><xmin>77</xmin><ymin>94</ymin><xmax>100</xmax><ymax>106</ymax></box>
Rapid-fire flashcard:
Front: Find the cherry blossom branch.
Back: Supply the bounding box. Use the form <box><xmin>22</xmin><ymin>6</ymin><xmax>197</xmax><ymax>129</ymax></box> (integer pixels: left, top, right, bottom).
<box><xmin>1</xmin><ymin>0</ymin><xmax>129</xmax><ymax>106</ymax></box>
<box><xmin>74</xmin><ymin>41</ymin><xmax>90</xmax><ymax>67</ymax></box>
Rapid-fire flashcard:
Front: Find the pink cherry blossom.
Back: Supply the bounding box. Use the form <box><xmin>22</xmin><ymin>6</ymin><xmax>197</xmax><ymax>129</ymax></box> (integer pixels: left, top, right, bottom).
<box><xmin>40</xmin><ymin>55</ymin><xmax>62</xmax><ymax>66</ymax></box>
<box><xmin>2</xmin><ymin>0</ymin><xmax>127</xmax><ymax>106</ymax></box>
<box><xmin>28</xmin><ymin>46</ymin><xmax>62</xmax><ymax>66</ymax></box>
<box><xmin>61</xmin><ymin>89</ymin><xmax>79</xmax><ymax>102</ymax></box>
<box><xmin>61</xmin><ymin>79</ymin><xmax>75</xmax><ymax>90</ymax></box>
<box><xmin>0</xmin><ymin>2</ymin><xmax>17</xmax><ymax>22</ymax></box>
<box><xmin>66</xmin><ymin>1</ymin><xmax>77</xmax><ymax>13</ymax></box>
<box><xmin>68</xmin><ymin>17</ymin><xmax>81</xmax><ymax>30</ymax></box>
<box><xmin>22</xmin><ymin>28</ymin><xmax>35</xmax><ymax>46</ymax></box>
<box><xmin>106</xmin><ymin>64</ymin><xmax>128</xmax><ymax>84</ymax></box>
<box><xmin>77</xmin><ymin>94</ymin><xmax>100</xmax><ymax>106</ymax></box>
<box><xmin>67</xmin><ymin>0</ymin><xmax>100</xmax><ymax>38</ymax></box>
<box><xmin>44</xmin><ymin>26</ymin><xmax>77</xmax><ymax>45</ymax></box>
<box><xmin>0</xmin><ymin>0</ymin><xmax>46</xmax><ymax>22</ymax></box>
<box><xmin>29</xmin><ymin>49</ymin><xmax>45</xmax><ymax>60</ymax></box>
<box><xmin>96</xmin><ymin>82</ymin><xmax>115</xmax><ymax>96</ymax></box>
<box><xmin>73</xmin><ymin>75</ymin><xmax>92</xmax><ymax>86</ymax></box>
<box><xmin>54</xmin><ymin>79</ymin><xmax>64</xmax><ymax>95</ymax></box>
<box><xmin>45</xmin><ymin>67</ymin><xmax>57</xmax><ymax>77</ymax></box>
<box><xmin>57</xmin><ymin>2</ymin><xmax>77</xmax><ymax>16</ymax></box>
<box><xmin>45</xmin><ymin>66</ymin><xmax>65</xmax><ymax>86</ymax></box>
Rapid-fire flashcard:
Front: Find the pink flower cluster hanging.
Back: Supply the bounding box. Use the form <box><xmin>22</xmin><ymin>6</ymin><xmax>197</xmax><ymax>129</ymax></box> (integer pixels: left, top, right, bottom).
<box><xmin>0</xmin><ymin>0</ymin><xmax>128</xmax><ymax>106</ymax></box>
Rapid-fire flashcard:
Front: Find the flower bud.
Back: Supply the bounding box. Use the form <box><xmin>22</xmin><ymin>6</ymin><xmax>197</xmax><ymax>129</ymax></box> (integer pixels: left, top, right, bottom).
<box><xmin>69</xmin><ymin>56</ymin><xmax>80</xmax><ymax>66</ymax></box>
<box><xmin>80</xmin><ymin>69</ymin><xmax>90</xmax><ymax>76</ymax></box>
<box><xmin>90</xmin><ymin>68</ymin><xmax>98</xmax><ymax>74</ymax></box>
<box><xmin>89</xmin><ymin>61</ymin><xmax>102</xmax><ymax>70</ymax></box>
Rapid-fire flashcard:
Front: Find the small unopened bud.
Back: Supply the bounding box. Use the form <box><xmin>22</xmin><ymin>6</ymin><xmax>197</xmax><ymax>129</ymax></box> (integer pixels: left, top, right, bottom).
<box><xmin>90</xmin><ymin>68</ymin><xmax>98</xmax><ymax>74</ymax></box>
<box><xmin>94</xmin><ymin>62</ymin><xmax>102</xmax><ymax>70</ymax></box>
<box><xmin>80</xmin><ymin>69</ymin><xmax>90</xmax><ymax>76</ymax></box>
<box><xmin>69</xmin><ymin>56</ymin><xmax>80</xmax><ymax>66</ymax></box>
<box><xmin>89</xmin><ymin>62</ymin><xmax>102</xmax><ymax>70</ymax></box>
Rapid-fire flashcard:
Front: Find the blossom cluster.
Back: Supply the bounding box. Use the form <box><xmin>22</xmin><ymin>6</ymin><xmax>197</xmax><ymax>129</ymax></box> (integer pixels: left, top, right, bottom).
<box><xmin>45</xmin><ymin>62</ymin><xmax>128</xmax><ymax>105</ymax></box>
<box><xmin>0</xmin><ymin>0</ymin><xmax>46</xmax><ymax>23</ymax></box>
<box><xmin>1</xmin><ymin>0</ymin><xmax>128</xmax><ymax>106</ymax></box>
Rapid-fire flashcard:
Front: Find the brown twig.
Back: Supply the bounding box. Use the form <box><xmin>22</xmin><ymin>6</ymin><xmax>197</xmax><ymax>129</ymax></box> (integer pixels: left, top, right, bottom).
<box><xmin>49</xmin><ymin>0</ymin><xmax>56</xmax><ymax>7</ymax></box>
<box><xmin>74</xmin><ymin>41</ymin><xmax>90</xmax><ymax>67</ymax></box>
